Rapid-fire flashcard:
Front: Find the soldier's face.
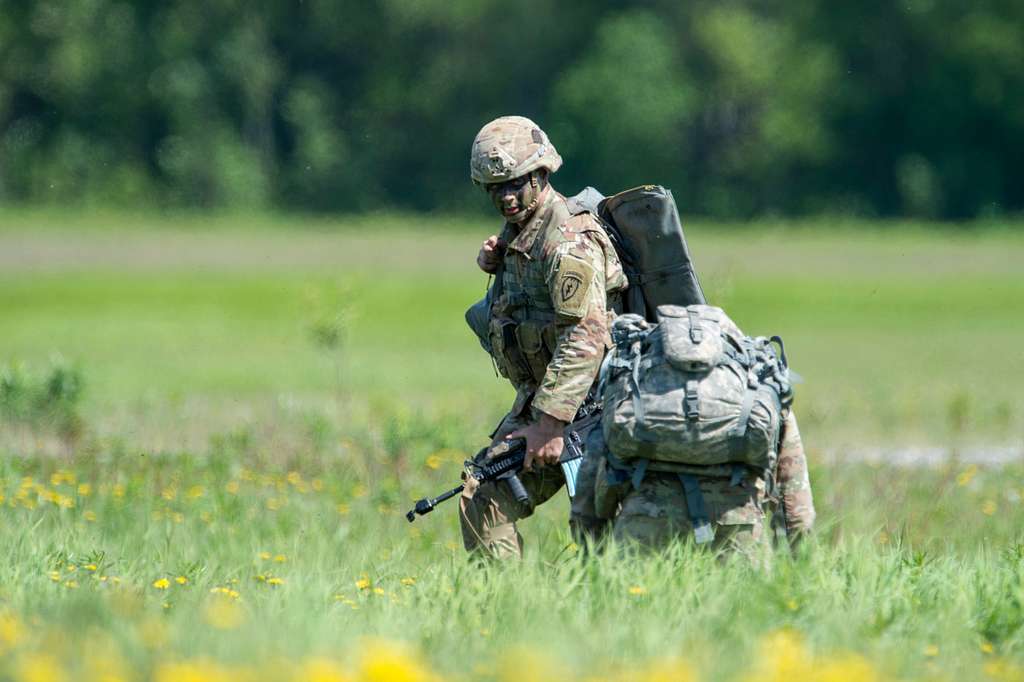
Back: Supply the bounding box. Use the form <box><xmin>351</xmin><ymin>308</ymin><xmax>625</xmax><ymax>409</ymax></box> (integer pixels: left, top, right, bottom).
<box><xmin>486</xmin><ymin>172</ymin><xmax>542</xmax><ymax>224</ymax></box>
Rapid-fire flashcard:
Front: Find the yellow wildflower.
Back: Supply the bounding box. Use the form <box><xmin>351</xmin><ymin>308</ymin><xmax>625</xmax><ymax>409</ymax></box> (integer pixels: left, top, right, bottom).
<box><xmin>175</xmin><ymin>576</ymin><xmax>188</xmax><ymax>585</ymax></box>
<box><xmin>260</xmin><ymin>551</ymin><xmax>272</xmax><ymax>560</ymax></box>
<box><xmin>225</xmin><ymin>480</ymin><xmax>240</xmax><ymax>494</ymax></box>
<box><xmin>274</xmin><ymin>554</ymin><xmax>287</xmax><ymax>563</ymax></box>
<box><xmin>358</xmin><ymin>639</ymin><xmax>437</xmax><ymax>682</ymax></box>
<box><xmin>83</xmin><ymin>510</ymin><xmax>97</xmax><ymax>522</ymax></box>
<box><xmin>982</xmin><ymin>500</ymin><xmax>997</xmax><ymax>516</ymax></box>
<box><xmin>628</xmin><ymin>586</ymin><xmax>647</xmax><ymax>596</ymax></box>
<box><xmin>924</xmin><ymin>644</ymin><xmax>939</xmax><ymax>657</ymax></box>
<box><xmin>298</xmin><ymin>657</ymin><xmax>351</xmax><ymax>682</ymax></box>
<box><xmin>154</xmin><ymin>660</ymin><xmax>237</xmax><ymax>682</ymax></box>
<box><xmin>743</xmin><ymin>629</ymin><xmax>813</xmax><ymax>680</ymax></box>
<box><xmin>17</xmin><ymin>653</ymin><xmax>67</xmax><ymax>682</ymax></box>
<box><xmin>957</xmin><ymin>465</ymin><xmax>978</xmax><ymax>486</ymax></box>
<box><xmin>356</xmin><ymin>577</ymin><xmax>371</xmax><ymax>590</ymax></box>
<box><xmin>816</xmin><ymin>654</ymin><xmax>880</xmax><ymax>682</ymax></box>
<box><xmin>0</xmin><ymin>610</ymin><xmax>24</xmax><ymax>651</ymax></box>
<box><xmin>203</xmin><ymin>595</ymin><xmax>244</xmax><ymax>630</ymax></box>
<box><xmin>337</xmin><ymin>503</ymin><xmax>351</xmax><ymax>516</ymax></box>
<box><xmin>985</xmin><ymin>658</ymin><xmax>1024</xmax><ymax>682</ymax></box>
<box><xmin>152</xmin><ymin>578</ymin><xmax>170</xmax><ymax>590</ymax></box>
<box><xmin>77</xmin><ymin>483</ymin><xmax>92</xmax><ymax>496</ymax></box>
<box><xmin>425</xmin><ymin>454</ymin><xmax>442</xmax><ymax>470</ymax></box>
<box><xmin>373</xmin><ymin>587</ymin><xmax>385</xmax><ymax>596</ymax></box>
<box><xmin>981</xmin><ymin>641</ymin><xmax>995</xmax><ymax>654</ymax></box>
<box><xmin>401</xmin><ymin>577</ymin><xmax>416</xmax><ymax>586</ymax></box>
<box><xmin>267</xmin><ymin>577</ymin><xmax>284</xmax><ymax>586</ymax></box>
<box><xmin>48</xmin><ymin>571</ymin><xmax>61</xmax><ymax>582</ymax></box>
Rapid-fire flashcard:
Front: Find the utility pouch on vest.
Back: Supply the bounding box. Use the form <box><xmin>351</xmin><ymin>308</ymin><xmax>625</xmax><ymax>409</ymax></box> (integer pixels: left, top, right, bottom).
<box><xmin>516</xmin><ymin>320</ymin><xmax>554</xmax><ymax>384</ymax></box>
<box><xmin>489</xmin><ymin>317</ymin><xmax>533</xmax><ymax>386</ymax></box>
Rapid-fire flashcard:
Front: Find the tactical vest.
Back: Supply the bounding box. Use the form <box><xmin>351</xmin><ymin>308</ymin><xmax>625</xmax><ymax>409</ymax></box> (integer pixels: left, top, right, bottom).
<box><xmin>470</xmin><ymin>192</ymin><xmax>623</xmax><ymax>390</ymax></box>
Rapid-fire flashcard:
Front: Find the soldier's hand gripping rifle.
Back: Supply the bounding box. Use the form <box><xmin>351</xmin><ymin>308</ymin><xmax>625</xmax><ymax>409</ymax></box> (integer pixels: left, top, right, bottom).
<box><xmin>405</xmin><ymin>435</ymin><xmax>586</xmax><ymax>523</ymax></box>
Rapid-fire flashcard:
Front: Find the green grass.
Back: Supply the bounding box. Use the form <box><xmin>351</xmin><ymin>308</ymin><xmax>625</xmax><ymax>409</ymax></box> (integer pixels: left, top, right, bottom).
<box><xmin>0</xmin><ymin>210</ymin><xmax>1023</xmax><ymax>681</ymax></box>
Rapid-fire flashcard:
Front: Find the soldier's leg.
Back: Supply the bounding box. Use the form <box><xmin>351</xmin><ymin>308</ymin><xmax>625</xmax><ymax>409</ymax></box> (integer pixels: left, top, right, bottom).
<box><xmin>612</xmin><ymin>473</ymin><xmax>770</xmax><ymax>565</ymax></box>
<box><xmin>459</xmin><ymin>413</ymin><xmax>565</xmax><ymax>560</ymax></box>
<box><xmin>703</xmin><ymin>477</ymin><xmax>772</xmax><ymax>566</ymax></box>
<box><xmin>612</xmin><ymin>474</ymin><xmax>693</xmax><ymax>550</ymax></box>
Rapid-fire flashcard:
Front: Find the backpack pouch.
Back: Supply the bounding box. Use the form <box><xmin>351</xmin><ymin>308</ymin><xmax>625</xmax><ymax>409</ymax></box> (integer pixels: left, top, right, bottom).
<box><xmin>656</xmin><ymin>305</ymin><xmax>724</xmax><ymax>372</ymax></box>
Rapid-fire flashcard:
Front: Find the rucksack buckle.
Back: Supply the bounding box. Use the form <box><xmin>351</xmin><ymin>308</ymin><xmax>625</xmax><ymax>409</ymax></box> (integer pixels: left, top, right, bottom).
<box><xmin>693</xmin><ymin>521</ymin><xmax>715</xmax><ymax>545</ymax></box>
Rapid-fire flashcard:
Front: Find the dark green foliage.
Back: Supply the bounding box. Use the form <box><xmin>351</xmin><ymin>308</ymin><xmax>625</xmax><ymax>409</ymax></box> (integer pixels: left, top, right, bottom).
<box><xmin>0</xmin><ymin>1</ymin><xmax>1021</xmax><ymax>218</ymax></box>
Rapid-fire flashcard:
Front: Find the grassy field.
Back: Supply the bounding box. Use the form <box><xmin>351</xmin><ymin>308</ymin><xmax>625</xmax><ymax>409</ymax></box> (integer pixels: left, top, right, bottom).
<box><xmin>0</xmin><ymin>209</ymin><xmax>1023</xmax><ymax>681</ymax></box>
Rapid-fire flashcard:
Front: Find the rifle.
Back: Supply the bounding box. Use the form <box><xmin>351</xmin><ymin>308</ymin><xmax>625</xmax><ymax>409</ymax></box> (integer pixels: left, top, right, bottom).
<box><xmin>405</xmin><ymin>435</ymin><xmax>586</xmax><ymax>523</ymax></box>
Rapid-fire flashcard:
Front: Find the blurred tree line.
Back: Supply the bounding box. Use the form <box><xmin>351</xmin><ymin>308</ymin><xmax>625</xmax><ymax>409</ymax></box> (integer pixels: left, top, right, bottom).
<box><xmin>0</xmin><ymin>0</ymin><xmax>1021</xmax><ymax>219</ymax></box>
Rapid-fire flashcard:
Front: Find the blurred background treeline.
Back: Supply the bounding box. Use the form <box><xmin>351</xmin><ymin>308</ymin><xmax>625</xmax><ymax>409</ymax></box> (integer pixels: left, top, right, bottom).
<box><xmin>0</xmin><ymin>0</ymin><xmax>1021</xmax><ymax>219</ymax></box>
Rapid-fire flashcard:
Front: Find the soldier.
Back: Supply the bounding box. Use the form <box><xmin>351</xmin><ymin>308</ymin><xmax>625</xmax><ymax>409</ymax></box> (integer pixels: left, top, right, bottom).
<box><xmin>459</xmin><ymin>115</ymin><xmax>627</xmax><ymax>560</ymax></box>
<box><xmin>598</xmin><ymin>409</ymin><xmax>816</xmax><ymax>560</ymax></box>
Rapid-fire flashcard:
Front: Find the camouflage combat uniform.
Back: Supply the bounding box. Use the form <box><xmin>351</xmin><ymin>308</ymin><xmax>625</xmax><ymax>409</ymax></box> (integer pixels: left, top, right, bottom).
<box><xmin>606</xmin><ymin>409</ymin><xmax>816</xmax><ymax>559</ymax></box>
<box><xmin>459</xmin><ymin>185</ymin><xmax>627</xmax><ymax>559</ymax></box>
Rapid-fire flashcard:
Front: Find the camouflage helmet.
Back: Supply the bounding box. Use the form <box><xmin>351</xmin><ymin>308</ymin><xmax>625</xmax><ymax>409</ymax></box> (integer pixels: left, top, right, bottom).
<box><xmin>470</xmin><ymin>116</ymin><xmax>563</xmax><ymax>185</ymax></box>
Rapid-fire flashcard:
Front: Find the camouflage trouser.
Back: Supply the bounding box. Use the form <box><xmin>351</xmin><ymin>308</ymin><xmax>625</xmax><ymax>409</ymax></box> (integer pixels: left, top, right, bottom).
<box><xmin>611</xmin><ymin>471</ymin><xmax>772</xmax><ymax>563</ymax></box>
<box><xmin>459</xmin><ymin>411</ymin><xmax>607</xmax><ymax>560</ymax></box>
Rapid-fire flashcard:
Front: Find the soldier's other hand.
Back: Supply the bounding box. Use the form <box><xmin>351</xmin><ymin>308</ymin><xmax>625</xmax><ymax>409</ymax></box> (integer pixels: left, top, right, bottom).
<box><xmin>506</xmin><ymin>412</ymin><xmax>567</xmax><ymax>471</ymax></box>
<box><xmin>477</xmin><ymin>235</ymin><xmax>507</xmax><ymax>274</ymax></box>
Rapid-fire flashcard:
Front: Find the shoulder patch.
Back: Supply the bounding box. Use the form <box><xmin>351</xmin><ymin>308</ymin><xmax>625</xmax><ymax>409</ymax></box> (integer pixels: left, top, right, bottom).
<box><xmin>552</xmin><ymin>254</ymin><xmax>596</xmax><ymax>318</ymax></box>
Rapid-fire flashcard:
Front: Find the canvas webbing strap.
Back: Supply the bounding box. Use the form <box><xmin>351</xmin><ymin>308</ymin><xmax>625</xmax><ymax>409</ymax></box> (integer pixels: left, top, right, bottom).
<box><xmin>684</xmin><ymin>379</ymin><xmax>700</xmax><ymax>422</ymax></box>
<box><xmin>678</xmin><ymin>474</ymin><xmax>714</xmax><ymax>545</ymax></box>
<box><xmin>731</xmin><ymin>384</ymin><xmax>757</xmax><ymax>439</ymax></box>
<box><xmin>631</xmin><ymin>459</ymin><xmax>649</xmax><ymax>490</ymax></box>
<box><xmin>687</xmin><ymin>307</ymin><xmax>703</xmax><ymax>343</ymax></box>
<box><xmin>629</xmin><ymin>342</ymin><xmax>646</xmax><ymax>423</ymax></box>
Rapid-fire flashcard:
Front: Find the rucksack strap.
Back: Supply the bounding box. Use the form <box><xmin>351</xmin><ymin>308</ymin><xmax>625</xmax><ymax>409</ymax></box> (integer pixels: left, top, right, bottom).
<box><xmin>631</xmin><ymin>458</ymin><xmax>649</xmax><ymax>490</ymax></box>
<box><xmin>730</xmin><ymin>384</ymin><xmax>757</xmax><ymax>439</ymax></box>
<box><xmin>678</xmin><ymin>474</ymin><xmax>715</xmax><ymax>545</ymax></box>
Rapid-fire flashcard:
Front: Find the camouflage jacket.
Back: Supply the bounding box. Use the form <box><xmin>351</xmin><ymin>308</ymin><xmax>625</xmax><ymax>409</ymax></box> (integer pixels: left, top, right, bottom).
<box><xmin>488</xmin><ymin>187</ymin><xmax>627</xmax><ymax>423</ymax></box>
<box><xmin>774</xmin><ymin>409</ymin><xmax>816</xmax><ymax>536</ymax></box>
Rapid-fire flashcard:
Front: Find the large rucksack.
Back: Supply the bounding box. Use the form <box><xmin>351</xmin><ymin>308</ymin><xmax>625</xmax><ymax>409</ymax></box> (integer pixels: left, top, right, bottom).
<box><xmin>567</xmin><ymin>185</ymin><xmax>706</xmax><ymax>319</ymax></box>
<box><xmin>600</xmin><ymin>304</ymin><xmax>793</xmax><ymax>471</ymax></box>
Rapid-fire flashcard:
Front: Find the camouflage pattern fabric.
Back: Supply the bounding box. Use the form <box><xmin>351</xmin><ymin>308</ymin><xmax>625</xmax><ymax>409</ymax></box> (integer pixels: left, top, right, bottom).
<box><xmin>470</xmin><ymin>116</ymin><xmax>562</xmax><ymax>185</ymax></box>
<box><xmin>774</xmin><ymin>409</ymin><xmax>816</xmax><ymax>537</ymax></box>
<box><xmin>612</xmin><ymin>471</ymin><xmax>771</xmax><ymax>563</ymax></box>
<box><xmin>602</xmin><ymin>306</ymin><xmax>790</xmax><ymax>469</ymax></box>
<box><xmin>610</xmin><ymin>409</ymin><xmax>815</xmax><ymax>559</ymax></box>
<box><xmin>460</xmin><ymin>186</ymin><xmax>626</xmax><ymax>560</ymax></box>
<box><xmin>488</xmin><ymin>186</ymin><xmax>627</xmax><ymax>423</ymax></box>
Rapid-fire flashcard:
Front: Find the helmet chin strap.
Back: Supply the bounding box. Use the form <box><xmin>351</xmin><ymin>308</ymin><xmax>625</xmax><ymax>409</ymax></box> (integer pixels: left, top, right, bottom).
<box><xmin>522</xmin><ymin>172</ymin><xmax>545</xmax><ymax>216</ymax></box>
